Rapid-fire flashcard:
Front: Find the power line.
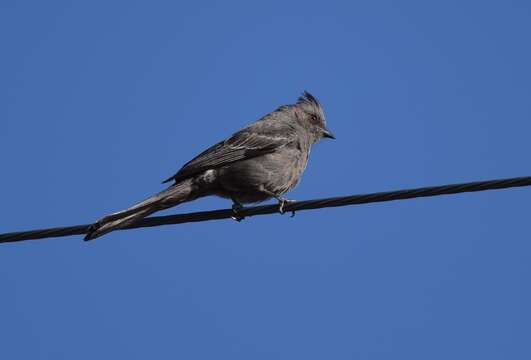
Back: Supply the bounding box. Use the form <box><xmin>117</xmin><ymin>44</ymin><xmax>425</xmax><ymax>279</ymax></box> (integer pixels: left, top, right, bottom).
<box><xmin>1</xmin><ymin>176</ymin><xmax>530</xmax><ymax>244</ymax></box>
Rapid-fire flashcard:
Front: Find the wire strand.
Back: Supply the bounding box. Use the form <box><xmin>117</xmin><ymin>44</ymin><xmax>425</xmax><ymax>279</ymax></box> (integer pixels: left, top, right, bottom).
<box><xmin>1</xmin><ymin>176</ymin><xmax>530</xmax><ymax>244</ymax></box>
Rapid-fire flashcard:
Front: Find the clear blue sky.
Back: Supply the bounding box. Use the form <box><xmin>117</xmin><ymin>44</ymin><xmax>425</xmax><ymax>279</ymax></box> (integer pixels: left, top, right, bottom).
<box><xmin>1</xmin><ymin>1</ymin><xmax>530</xmax><ymax>359</ymax></box>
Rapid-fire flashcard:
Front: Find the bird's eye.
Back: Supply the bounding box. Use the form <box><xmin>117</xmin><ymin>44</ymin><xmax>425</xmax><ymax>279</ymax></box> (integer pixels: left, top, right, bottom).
<box><xmin>310</xmin><ymin>114</ymin><xmax>319</xmax><ymax>124</ymax></box>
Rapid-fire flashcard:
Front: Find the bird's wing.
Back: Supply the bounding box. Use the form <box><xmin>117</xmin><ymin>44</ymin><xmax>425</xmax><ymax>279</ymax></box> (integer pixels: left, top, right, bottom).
<box><xmin>163</xmin><ymin>123</ymin><xmax>296</xmax><ymax>183</ymax></box>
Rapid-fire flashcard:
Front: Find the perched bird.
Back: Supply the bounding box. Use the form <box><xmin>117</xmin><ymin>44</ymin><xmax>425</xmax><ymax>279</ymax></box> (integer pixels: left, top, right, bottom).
<box><xmin>84</xmin><ymin>91</ymin><xmax>335</xmax><ymax>240</ymax></box>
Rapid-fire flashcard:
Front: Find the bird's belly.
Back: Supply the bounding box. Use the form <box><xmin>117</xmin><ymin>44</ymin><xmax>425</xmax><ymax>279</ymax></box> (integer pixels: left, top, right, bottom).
<box><xmin>215</xmin><ymin>148</ymin><xmax>308</xmax><ymax>203</ymax></box>
<box><xmin>215</xmin><ymin>191</ymin><xmax>272</xmax><ymax>204</ymax></box>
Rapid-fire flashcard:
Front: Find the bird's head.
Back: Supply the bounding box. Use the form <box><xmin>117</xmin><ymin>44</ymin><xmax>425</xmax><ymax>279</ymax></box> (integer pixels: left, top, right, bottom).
<box><xmin>295</xmin><ymin>91</ymin><xmax>335</xmax><ymax>143</ymax></box>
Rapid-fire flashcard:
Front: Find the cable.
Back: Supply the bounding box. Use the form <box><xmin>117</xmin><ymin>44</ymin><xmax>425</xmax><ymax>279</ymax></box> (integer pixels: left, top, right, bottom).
<box><xmin>1</xmin><ymin>176</ymin><xmax>530</xmax><ymax>244</ymax></box>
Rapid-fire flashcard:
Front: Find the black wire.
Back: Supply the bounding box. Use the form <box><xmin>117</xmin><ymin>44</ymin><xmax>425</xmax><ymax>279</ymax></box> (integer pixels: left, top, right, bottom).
<box><xmin>1</xmin><ymin>176</ymin><xmax>530</xmax><ymax>244</ymax></box>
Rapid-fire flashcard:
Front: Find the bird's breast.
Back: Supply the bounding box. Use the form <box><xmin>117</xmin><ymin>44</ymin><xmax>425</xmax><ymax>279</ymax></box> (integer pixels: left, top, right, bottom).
<box><xmin>213</xmin><ymin>143</ymin><xmax>311</xmax><ymax>203</ymax></box>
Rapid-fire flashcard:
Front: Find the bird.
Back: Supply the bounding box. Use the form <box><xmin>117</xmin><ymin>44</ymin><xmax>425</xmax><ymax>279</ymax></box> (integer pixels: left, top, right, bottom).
<box><xmin>84</xmin><ymin>91</ymin><xmax>335</xmax><ymax>240</ymax></box>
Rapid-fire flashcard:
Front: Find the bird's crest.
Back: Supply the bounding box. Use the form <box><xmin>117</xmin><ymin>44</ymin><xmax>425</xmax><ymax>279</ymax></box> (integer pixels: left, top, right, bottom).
<box><xmin>297</xmin><ymin>90</ymin><xmax>321</xmax><ymax>109</ymax></box>
<box><xmin>296</xmin><ymin>90</ymin><xmax>326</xmax><ymax>125</ymax></box>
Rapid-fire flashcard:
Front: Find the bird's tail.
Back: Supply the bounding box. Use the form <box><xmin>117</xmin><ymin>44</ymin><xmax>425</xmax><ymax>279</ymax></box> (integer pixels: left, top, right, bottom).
<box><xmin>84</xmin><ymin>178</ymin><xmax>197</xmax><ymax>241</ymax></box>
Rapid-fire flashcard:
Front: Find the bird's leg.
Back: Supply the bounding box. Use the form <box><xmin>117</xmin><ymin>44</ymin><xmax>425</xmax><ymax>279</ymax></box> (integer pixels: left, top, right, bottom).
<box><xmin>259</xmin><ymin>188</ymin><xmax>296</xmax><ymax>217</ymax></box>
<box><xmin>276</xmin><ymin>196</ymin><xmax>296</xmax><ymax>216</ymax></box>
<box><xmin>231</xmin><ymin>199</ymin><xmax>245</xmax><ymax>222</ymax></box>
<box><xmin>269</xmin><ymin>192</ymin><xmax>296</xmax><ymax>216</ymax></box>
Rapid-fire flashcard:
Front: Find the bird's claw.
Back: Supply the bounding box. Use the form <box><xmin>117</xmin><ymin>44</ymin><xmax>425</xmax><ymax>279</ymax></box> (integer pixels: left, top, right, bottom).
<box><xmin>231</xmin><ymin>203</ymin><xmax>245</xmax><ymax>222</ymax></box>
<box><xmin>278</xmin><ymin>198</ymin><xmax>296</xmax><ymax>216</ymax></box>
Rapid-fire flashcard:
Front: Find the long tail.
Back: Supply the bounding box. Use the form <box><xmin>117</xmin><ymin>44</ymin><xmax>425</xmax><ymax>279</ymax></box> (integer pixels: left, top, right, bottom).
<box><xmin>84</xmin><ymin>178</ymin><xmax>197</xmax><ymax>241</ymax></box>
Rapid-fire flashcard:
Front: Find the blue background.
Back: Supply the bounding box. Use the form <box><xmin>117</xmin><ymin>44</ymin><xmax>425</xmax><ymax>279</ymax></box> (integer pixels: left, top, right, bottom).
<box><xmin>2</xmin><ymin>1</ymin><xmax>530</xmax><ymax>359</ymax></box>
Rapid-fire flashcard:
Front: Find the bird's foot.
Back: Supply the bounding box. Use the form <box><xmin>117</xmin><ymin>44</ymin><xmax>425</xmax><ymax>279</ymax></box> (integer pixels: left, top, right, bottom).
<box><xmin>278</xmin><ymin>198</ymin><xmax>296</xmax><ymax>217</ymax></box>
<box><xmin>231</xmin><ymin>203</ymin><xmax>245</xmax><ymax>222</ymax></box>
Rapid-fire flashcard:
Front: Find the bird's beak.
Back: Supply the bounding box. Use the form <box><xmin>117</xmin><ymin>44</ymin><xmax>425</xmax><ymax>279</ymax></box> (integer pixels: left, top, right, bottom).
<box><xmin>322</xmin><ymin>128</ymin><xmax>336</xmax><ymax>139</ymax></box>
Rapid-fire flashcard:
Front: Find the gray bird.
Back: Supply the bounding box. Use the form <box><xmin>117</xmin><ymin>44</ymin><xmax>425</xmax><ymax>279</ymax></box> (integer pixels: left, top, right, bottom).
<box><xmin>84</xmin><ymin>91</ymin><xmax>334</xmax><ymax>240</ymax></box>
